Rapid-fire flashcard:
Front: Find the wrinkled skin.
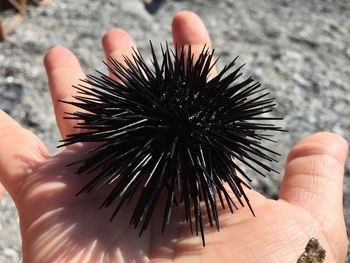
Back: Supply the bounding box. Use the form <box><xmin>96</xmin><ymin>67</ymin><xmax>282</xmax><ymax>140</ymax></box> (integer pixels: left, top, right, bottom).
<box><xmin>0</xmin><ymin>11</ymin><xmax>348</xmax><ymax>263</ymax></box>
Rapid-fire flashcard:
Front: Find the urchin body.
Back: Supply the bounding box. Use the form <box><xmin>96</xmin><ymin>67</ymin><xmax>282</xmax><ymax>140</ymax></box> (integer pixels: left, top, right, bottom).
<box><xmin>60</xmin><ymin>43</ymin><xmax>282</xmax><ymax>245</ymax></box>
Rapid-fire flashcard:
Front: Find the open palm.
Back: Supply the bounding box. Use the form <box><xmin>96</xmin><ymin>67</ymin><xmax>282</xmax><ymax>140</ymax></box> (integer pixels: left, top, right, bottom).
<box><xmin>0</xmin><ymin>11</ymin><xmax>348</xmax><ymax>263</ymax></box>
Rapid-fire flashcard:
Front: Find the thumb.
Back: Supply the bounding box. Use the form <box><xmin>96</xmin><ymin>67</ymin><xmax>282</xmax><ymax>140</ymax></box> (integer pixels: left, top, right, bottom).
<box><xmin>0</xmin><ymin>110</ymin><xmax>49</xmax><ymax>200</ymax></box>
<box><xmin>280</xmin><ymin>132</ymin><xmax>348</xmax><ymax>260</ymax></box>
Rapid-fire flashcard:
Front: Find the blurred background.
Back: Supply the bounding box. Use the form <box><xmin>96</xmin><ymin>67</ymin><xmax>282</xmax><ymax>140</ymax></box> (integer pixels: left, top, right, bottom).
<box><xmin>0</xmin><ymin>0</ymin><xmax>349</xmax><ymax>262</ymax></box>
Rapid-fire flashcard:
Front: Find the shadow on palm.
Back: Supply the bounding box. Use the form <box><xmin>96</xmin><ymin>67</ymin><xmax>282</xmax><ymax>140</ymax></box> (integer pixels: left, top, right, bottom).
<box><xmin>19</xmin><ymin>144</ymin><xmax>155</xmax><ymax>262</ymax></box>
<box><xmin>15</xmin><ymin>142</ymin><xmax>254</xmax><ymax>259</ymax></box>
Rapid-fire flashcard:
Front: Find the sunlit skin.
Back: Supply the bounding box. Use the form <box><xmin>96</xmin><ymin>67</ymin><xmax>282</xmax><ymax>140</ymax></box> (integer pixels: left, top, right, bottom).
<box><xmin>0</xmin><ymin>11</ymin><xmax>348</xmax><ymax>263</ymax></box>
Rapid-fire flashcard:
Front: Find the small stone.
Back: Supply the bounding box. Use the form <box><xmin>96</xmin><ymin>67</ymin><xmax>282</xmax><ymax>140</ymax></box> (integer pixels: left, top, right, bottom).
<box><xmin>345</xmin><ymin>47</ymin><xmax>350</xmax><ymax>59</ymax></box>
<box><xmin>264</xmin><ymin>26</ymin><xmax>281</xmax><ymax>38</ymax></box>
<box><xmin>293</xmin><ymin>73</ymin><xmax>307</xmax><ymax>87</ymax></box>
<box><xmin>297</xmin><ymin>238</ymin><xmax>326</xmax><ymax>263</ymax></box>
<box><xmin>3</xmin><ymin>247</ymin><xmax>18</xmax><ymax>258</ymax></box>
<box><xmin>5</xmin><ymin>76</ymin><xmax>14</xmax><ymax>83</ymax></box>
<box><xmin>320</xmin><ymin>4</ymin><xmax>332</xmax><ymax>13</ymax></box>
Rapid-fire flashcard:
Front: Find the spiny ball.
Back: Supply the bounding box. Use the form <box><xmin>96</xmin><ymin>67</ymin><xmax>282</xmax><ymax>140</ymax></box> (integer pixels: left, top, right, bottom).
<box><xmin>59</xmin><ymin>43</ymin><xmax>283</xmax><ymax>245</ymax></box>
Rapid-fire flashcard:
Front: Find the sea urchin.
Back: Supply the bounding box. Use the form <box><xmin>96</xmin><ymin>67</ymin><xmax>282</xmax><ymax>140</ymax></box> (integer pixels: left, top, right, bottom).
<box><xmin>59</xmin><ymin>43</ymin><xmax>283</xmax><ymax>245</ymax></box>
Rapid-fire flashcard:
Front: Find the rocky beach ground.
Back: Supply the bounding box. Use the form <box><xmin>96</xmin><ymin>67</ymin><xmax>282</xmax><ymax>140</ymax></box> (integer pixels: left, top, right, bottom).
<box><xmin>0</xmin><ymin>0</ymin><xmax>349</xmax><ymax>262</ymax></box>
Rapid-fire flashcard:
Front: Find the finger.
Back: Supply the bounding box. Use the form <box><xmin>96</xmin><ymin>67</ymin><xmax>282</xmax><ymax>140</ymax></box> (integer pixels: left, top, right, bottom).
<box><xmin>280</xmin><ymin>132</ymin><xmax>349</xmax><ymax>260</ymax></box>
<box><xmin>102</xmin><ymin>28</ymin><xmax>136</xmax><ymax>82</ymax></box>
<box><xmin>280</xmin><ymin>132</ymin><xmax>348</xmax><ymax>218</ymax></box>
<box><xmin>172</xmin><ymin>11</ymin><xmax>217</xmax><ymax>76</ymax></box>
<box><xmin>44</xmin><ymin>46</ymin><xmax>86</xmax><ymax>139</ymax></box>
<box><xmin>0</xmin><ymin>183</ymin><xmax>4</xmax><ymax>197</ymax></box>
<box><xmin>0</xmin><ymin>110</ymin><xmax>48</xmax><ymax>199</ymax></box>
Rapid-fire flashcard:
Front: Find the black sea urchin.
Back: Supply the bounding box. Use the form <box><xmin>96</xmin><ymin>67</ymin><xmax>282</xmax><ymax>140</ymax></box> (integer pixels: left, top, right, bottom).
<box><xmin>59</xmin><ymin>43</ymin><xmax>283</xmax><ymax>245</ymax></box>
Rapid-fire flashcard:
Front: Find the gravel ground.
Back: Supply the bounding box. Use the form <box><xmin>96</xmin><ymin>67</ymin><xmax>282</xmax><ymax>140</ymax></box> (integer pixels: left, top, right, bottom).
<box><xmin>0</xmin><ymin>0</ymin><xmax>349</xmax><ymax>262</ymax></box>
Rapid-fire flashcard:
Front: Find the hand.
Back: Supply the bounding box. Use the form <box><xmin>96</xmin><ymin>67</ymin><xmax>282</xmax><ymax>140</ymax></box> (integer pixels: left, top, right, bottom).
<box><xmin>0</xmin><ymin>11</ymin><xmax>348</xmax><ymax>263</ymax></box>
